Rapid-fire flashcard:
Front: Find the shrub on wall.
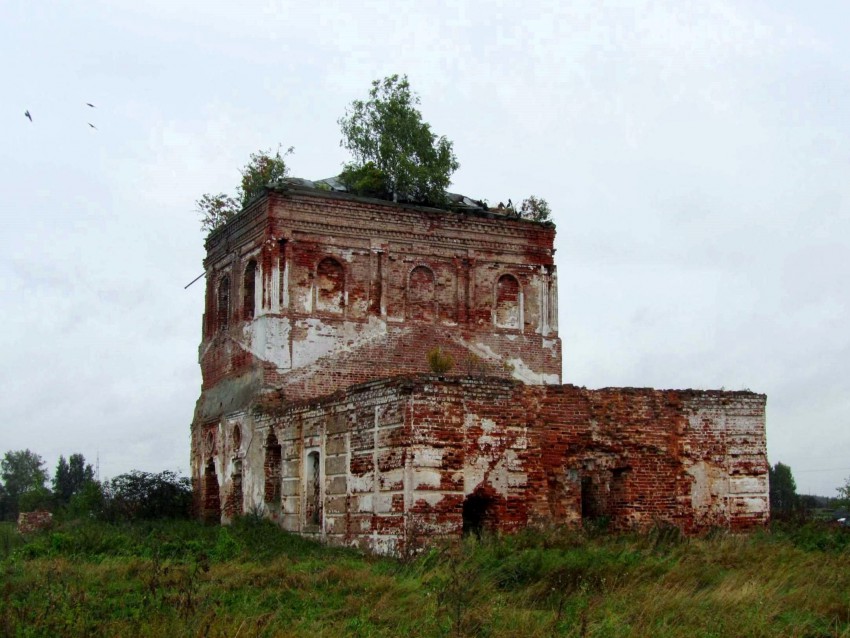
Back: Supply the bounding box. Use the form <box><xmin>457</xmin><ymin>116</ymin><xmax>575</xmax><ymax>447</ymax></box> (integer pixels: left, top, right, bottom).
<box><xmin>427</xmin><ymin>347</ymin><xmax>455</xmax><ymax>375</ymax></box>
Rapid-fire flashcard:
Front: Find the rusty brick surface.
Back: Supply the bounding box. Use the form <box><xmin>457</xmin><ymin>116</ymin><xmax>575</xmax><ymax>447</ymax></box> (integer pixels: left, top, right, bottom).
<box><xmin>192</xmin><ymin>374</ymin><xmax>767</xmax><ymax>554</ymax></box>
<box><xmin>189</xmin><ymin>187</ymin><xmax>768</xmax><ymax>555</ymax></box>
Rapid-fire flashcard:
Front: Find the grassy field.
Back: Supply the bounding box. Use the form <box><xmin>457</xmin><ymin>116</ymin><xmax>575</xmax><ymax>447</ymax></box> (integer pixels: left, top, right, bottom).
<box><xmin>1</xmin><ymin>517</ymin><xmax>849</xmax><ymax>637</ymax></box>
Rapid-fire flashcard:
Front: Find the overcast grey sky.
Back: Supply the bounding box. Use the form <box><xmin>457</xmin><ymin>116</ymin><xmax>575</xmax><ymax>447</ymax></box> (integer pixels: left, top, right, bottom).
<box><xmin>2</xmin><ymin>0</ymin><xmax>848</xmax><ymax>496</ymax></box>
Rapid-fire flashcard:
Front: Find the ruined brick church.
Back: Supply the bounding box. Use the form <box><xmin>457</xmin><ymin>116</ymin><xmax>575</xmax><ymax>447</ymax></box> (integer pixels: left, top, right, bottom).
<box><xmin>191</xmin><ymin>181</ymin><xmax>768</xmax><ymax>554</ymax></box>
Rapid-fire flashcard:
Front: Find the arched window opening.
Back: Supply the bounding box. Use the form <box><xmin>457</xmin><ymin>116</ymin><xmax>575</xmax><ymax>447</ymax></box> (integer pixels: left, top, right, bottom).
<box><xmin>227</xmin><ymin>460</ymin><xmax>244</xmax><ymax>518</ymax></box>
<box><xmin>204</xmin><ymin>277</ymin><xmax>216</xmax><ymax>339</ymax></box>
<box><xmin>316</xmin><ymin>257</ymin><xmax>344</xmax><ymax>314</ymax></box>
<box><xmin>305</xmin><ymin>450</ymin><xmax>322</xmax><ymax>527</ymax></box>
<box><xmin>495</xmin><ymin>274</ymin><xmax>521</xmax><ymax>329</ymax></box>
<box><xmin>243</xmin><ymin>260</ymin><xmax>257</xmax><ymax>320</ymax></box>
<box><xmin>203</xmin><ymin>459</ymin><xmax>221</xmax><ymax>523</ymax></box>
<box><xmin>407</xmin><ymin>265</ymin><xmax>436</xmax><ymax>322</ymax></box>
<box><xmin>581</xmin><ymin>476</ymin><xmax>601</xmax><ymax>520</ymax></box>
<box><xmin>217</xmin><ymin>275</ymin><xmax>230</xmax><ymax>331</ymax></box>
<box><xmin>231</xmin><ymin>425</ymin><xmax>242</xmax><ymax>452</ymax></box>
<box><xmin>264</xmin><ymin>431</ymin><xmax>282</xmax><ymax>505</ymax></box>
<box><xmin>462</xmin><ymin>489</ymin><xmax>496</xmax><ymax>538</ymax></box>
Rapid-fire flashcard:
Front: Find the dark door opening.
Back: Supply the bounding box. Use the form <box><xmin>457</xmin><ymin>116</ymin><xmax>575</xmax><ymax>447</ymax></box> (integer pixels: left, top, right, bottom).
<box><xmin>203</xmin><ymin>459</ymin><xmax>221</xmax><ymax>523</ymax></box>
<box><xmin>462</xmin><ymin>492</ymin><xmax>494</xmax><ymax>537</ymax></box>
<box><xmin>580</xmin><ymin>476</ymin><xmax>596</xmax><ymax>520</ymax></box>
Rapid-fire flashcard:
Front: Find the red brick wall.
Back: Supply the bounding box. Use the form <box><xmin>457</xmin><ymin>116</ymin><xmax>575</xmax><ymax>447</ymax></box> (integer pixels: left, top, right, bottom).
<box><xmin>196</xmin><ymin>187</ymin><xmax>560</xmax><ymax>405</ymax></box>
<box><xmin>232</xmin><ymin>376</ymin><xmax>766</xmax><ymax>553</ymax></box>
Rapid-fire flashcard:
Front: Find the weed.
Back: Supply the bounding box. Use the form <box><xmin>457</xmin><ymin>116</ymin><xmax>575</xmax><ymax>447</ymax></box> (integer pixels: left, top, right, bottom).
<box><xmin>3</xmin><ymin>519</ymin><xmax>850</xmax><ymax>637</ymax></box>
<box><xmin>427</xmin><ymin>347</ymin><xmax>455</xmax><ymax>374</ymax></box>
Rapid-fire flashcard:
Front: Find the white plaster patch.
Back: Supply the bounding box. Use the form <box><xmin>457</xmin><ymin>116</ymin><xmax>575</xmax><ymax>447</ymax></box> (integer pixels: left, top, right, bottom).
<box><xmin>687</xmin><ymin>409</ymin><xmax>728</xmax><ymax>433</ymax></box>
<box><xmin>461</xmin><ymin>414</ymin><xmax>528</xmax><ymax>498</ymax></box>
<box><xmin>380</xmin><ymin>468</ymin><xmax>404</xmax><ymax>487</ymax></box>
<box><xmin>412</xmin><ymin>469</ymin><xmax>442</xmax><ymax>489</ymax></box>
<box><xmin>355</xmin><ymin>494</ymin><xmax>374</xmax><ymax>513</ymax></box>
<box><xmin>374</xmin><ymin>493</ymin><xmax>395</xmax><ymax>514</ymax></box>
<box><xmin>686</xmin><ymin>461</ymin><xmax>729</xmax><ymax>511</ymax></box>
<box><xmin>413</xmin><ymin>447</ymin><xmax>444</xmax><ymax>468</ymax></box>
<box><xmin>290</xmin><ymin>316</ymin><xmax>390</xmax><ymax>369</ymax></box>
<box><xmin>736</xmin><ymin>496</ymin><xmax>768</xmax><ymax>514</ymax></box>
<box><xmin>730</xmin><ymin>476</ymin><xmax>766</xmax><ymax>495</ymax></box>
<box><xmin>368</xmin><ymin>535</ymin><xmax>399</xmax><ymax>556</ymax></box>
<box><xmin>506</xmin><ymin>357</ymin><xmax>560</xmax><ymax>385</ymax></box>
<box><xmin>413</xmin><ymin>492</ymin><xmax>445</xmax><ymax>507</ymax></box>
<box><xmin>456</xmin><ymin>339</ymin><xmax>559</xmax><ymax>385</ymax></box>
<box><xmin>240</xmin><ymin>316</ymin><xmax>292</xmax><ymax>368</ymax></box>
<box><xmin>349</xmin><ymin>474</ymin><xmax>374</xmax><ymax>493</ymax></box>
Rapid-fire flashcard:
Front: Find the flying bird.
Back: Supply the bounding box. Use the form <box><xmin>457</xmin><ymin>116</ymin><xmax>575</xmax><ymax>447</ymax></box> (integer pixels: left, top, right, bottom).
<box><xmin>24</xmin><ymin>110</ymin><xmax>32</xmax><ymax>122</ymax></box>
<box><xmin>88</xmin><ymin>122</ymin><xmax>97</xmax><ymax>130</ymax></box>
<box><xmin>86</xmin><ymin>103</ymin><xmax>96</xmax><ymax>108</ymax></box>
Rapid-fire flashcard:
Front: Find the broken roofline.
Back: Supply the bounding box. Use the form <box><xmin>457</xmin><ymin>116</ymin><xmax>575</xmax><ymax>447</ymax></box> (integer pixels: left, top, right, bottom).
<box><xmin>205</xmin><ymin>178</ymin><xmax>554</xmax><ymax>245</ymax></box>
<box><xmin>252</xmin><ymin>373</ymin><xmax>766</xmax><ymax>417</ymax></box>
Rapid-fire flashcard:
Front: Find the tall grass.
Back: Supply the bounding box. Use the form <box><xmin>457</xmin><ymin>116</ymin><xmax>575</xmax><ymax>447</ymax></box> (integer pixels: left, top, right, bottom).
<box><xmin>2</xmin><ymin>518</ymin><xmax>849</xmax><ymax>637</ymax></box>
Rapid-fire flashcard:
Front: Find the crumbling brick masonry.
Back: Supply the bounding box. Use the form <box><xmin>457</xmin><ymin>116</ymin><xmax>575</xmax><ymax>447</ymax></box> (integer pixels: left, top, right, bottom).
<box><xmin>191</xmin><ymin>182</ymin><xmax>768</xmax><ymax>553</ymax></box>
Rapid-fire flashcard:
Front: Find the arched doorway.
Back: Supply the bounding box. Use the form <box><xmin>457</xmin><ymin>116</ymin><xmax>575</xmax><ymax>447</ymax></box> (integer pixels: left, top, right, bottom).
<box><xmin>203</xmin><ymin>459</ymin><xmax>221</xmax><ymax>523</ymax></box>
<box><xmin>462</xmin><ymin>489</ymin><xmax>496</xmax><ymax>537</ymax></box>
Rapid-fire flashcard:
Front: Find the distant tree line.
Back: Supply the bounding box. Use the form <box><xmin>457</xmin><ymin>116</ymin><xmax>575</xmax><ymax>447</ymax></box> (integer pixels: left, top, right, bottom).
<box><xmin>769</xmin><ymin>461</ymin><xmax>850</xmax><ymax>522</ymax></box>
<box><xmin>0</xmin><ymin>449</ymin><xmax>192</xmax><ymax>523</ymax></box>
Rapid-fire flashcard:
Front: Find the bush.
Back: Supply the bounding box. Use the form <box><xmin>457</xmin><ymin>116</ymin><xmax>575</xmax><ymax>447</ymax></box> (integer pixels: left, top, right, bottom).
<box><xmin>427</xmin><ymin>347</ymin><xmax>455</xmax><ymax>374</ymax></box>
<box><xmin>102</xmin><ymin>471</ymin><xmax>192</xmax><ymax>522</ymax></box>
<box><xmin>339</xmin><ymin>161</ymin><xmax>390</xmax><ymax>199</ymax></box>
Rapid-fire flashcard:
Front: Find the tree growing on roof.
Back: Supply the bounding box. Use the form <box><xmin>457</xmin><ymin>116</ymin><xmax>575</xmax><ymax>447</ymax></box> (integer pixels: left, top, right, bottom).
<box><xmin>196</xmin><ymin>145</ymin><xmax>293</xmax><ymax>234</ymax></box>
<box><xmin>518</xmin><ymin>195</ymin><xmax>552</xmax><ymax>222</ymax></box>
<box><xmin>338</xmin><ymin>74</ymin><xmax>459</xmax><ymax>206</ymax></box>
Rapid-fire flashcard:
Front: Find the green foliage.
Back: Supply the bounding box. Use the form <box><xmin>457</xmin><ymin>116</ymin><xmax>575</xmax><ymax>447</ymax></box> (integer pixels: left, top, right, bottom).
<box><xmin>838</xmin><ymin>475</ymin><xmax>850</xmax><ymax>507</ymax></box>
<box><xmin>52</xmin><ymin>453</ymin><xmax>95</xmax><ymax>505</ymax></box>
<box><xmin>767</xmin><ymin>520</ymin><xmax>850</xmax><ymax>553</ymax></box>
<box><xmin>0</xmin><ymin>449</ymin><xmax>49</xmax><ymax>521</ymax></box>
<box><xmin>338</xmin><ymin>161</ymin><xmax>390</xmax><ymax>199</ymax></box>
<box><xmin>196</xmin><ymin>145</ymin><xmax>293</xmax><ymax>234</ymax></box>
<box><xmin>196</xmin><ymin>192</ymin><xmax>239</xmax><ymax>234</ymax></box>
<box><xmin>18</xmin><ymin>485</ymin><xmax>53</xmax><ymax>513</ymax></box>
<box><xmin>519</xmin><ymin>195</ymin><xmax>552</xmax><ymax>222</ymax></box>
<box><xmin>0</xmin><ymin>522</ymin><xmax>23</xmax><ymax>559</ymax></box>
<box><xmin>339</xmin><ymin>74</ymin><xmax>459</xmax><ymax>206</ymax></box>
<box><xmin>769</xmin><ymin>462</ymin><xmax>799</xmax><ymax>520</ymax></box>
<box><xmin>237</xmin><ymin>145</ymin><xmax>293</xmax><ymax>208</ymax></box>
<box><xmin>102</xmin><ymin>470</ymin><xmax>192</xmax><ymax>522</ymax></box>
<box><xmin>426</xmin><ymin>346</ymin><xmax>455</xmax><ymax>375</ymax></box>
<box><xmin>65</xmin><ymin>481</ymin><xmax>106</xmax><ymax>519</ymax></box>
<box><xmin>3</xmin><ymin>520</ymin><xmax>850</xmax><ymax>637</ymax></box>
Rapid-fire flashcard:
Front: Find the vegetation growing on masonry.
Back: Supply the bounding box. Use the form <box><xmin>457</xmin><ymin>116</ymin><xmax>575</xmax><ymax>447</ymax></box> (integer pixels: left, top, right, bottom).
<box><xmin>339</xmin><ymin>74</ymin><xmax>459</xmax><ymax>206</ymax></box>
<box><xmin>195</xmin><ymin>75</ymin><xmax>556</xmax><ymax>235</ymax></box>
<box><xmin>427</xmin><ymin>346</ymin><xmax>455</xmax><ymax>374</ymax></box>
<box><xmin>196</xmin><ymin>145</ymin><xmax>293</xmax><ymax>233</ymax></box>
<box><xmin>519</xmin><ymin>194</ymin><xmax>552</xmax><ymax>222</ymax></box>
